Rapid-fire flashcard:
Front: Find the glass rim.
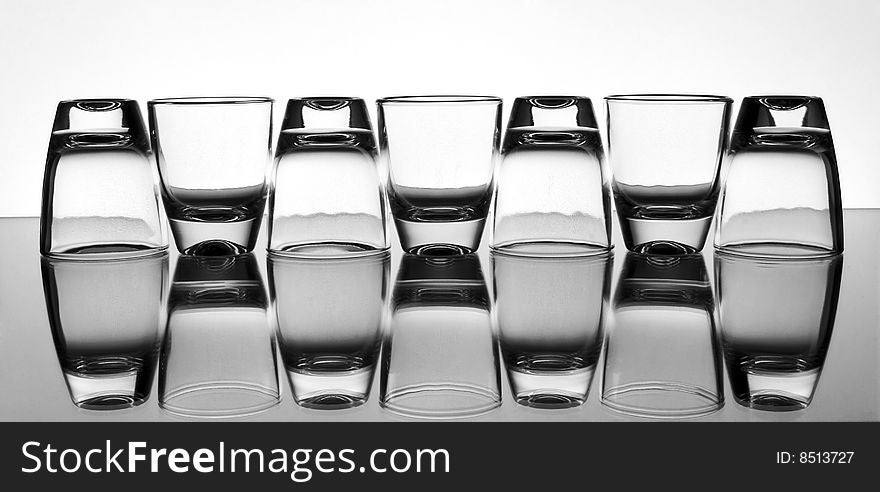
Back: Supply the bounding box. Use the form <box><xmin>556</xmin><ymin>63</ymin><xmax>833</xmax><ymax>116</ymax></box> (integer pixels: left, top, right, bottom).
<box><xmin>744</xmin><ymin>94</ymin><xmax>822</xmax><ymax>101</ymax></box>
<box><xmin>377</xmin><ymin>95</ymin><xmax>502</xmax><ymax>105</ymax></box>
<box><xmin>148</xmin><ymin>96</ymin><xmax>273</xmax><ymax>106</ymax></box>
<box><xmin>604</xmin><ymin>94</ymin><xmax>732</xmax><ymax>103</ymax></box>
<box><xmin>287</xmin><ymin>96</ymin><xmax>364</xmax><ymax>102</ymax></box>
<box><xmin>60</xmin><ymin>98</ymin><xmax>137</xmax><ymax>105</ymax></box>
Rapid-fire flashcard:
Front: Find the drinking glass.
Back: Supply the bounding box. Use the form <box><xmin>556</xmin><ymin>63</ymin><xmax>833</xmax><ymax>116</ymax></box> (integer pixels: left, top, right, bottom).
<box><xmin>715</xmin><ymin>96</ymin><xmax>844</xmax><ymax>257</ymax></box>
<box><xmin>377</xmin><ymin>96</ymin><xmax>501</xmax><ymax>255</ymax></box>
<box><xmin>41</xmin><ymin>254</ymin><xmax>167</xmax><ymax>409</ymax></box>
<box><xmin>148</xmin><ymin>97</ymin><xmax>273</xmax><ymax>256</ymax></box>
<box><xmin>491</xmin><ymin>96</ymin><xmax>612</xmax><ymax>256</ymax></box>
<box><xmin>605</xmin><ymin>94</ymin><xmax>732</xmax><ymax>254</ymax></box>
<box><xmin>602</xmin><ymin>253</ymin><xmax>723</xmax><ymax>418</ymax></box>
<box><xmin>715</xmin><ymin>253</ymin><xmax>842</xmax><ymax>410</ymax></box>
<box><xmin>41</xmin><ymin>99</ymin><xmax>166</xmax><ymax>258</ymax></box>
<box><xmin>493</xmin><ymin>252</ymin><xmax>611</xmax><ymax>408</ymax></box>
<box><xmin>160</xmin><ymin>254</ymin><xmax>279</xmax><ymax>418</ymax></box>
<box><xmin>268</xmin><ymin>97</ymin><xmax>388</xmax><ymax>257</ymax></box>
<box><xmin>268</xmin><ymin>253</ymin><xmax>389</xmax><ymax>409</ymax></box>
<box><xmin>381</xmin><ymin>254</ymin><xmax>501</xmax><ymax>418</ymax></box>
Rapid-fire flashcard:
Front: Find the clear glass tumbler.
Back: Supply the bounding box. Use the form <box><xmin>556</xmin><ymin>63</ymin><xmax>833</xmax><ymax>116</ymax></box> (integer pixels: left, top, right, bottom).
<box><xmin>602</xmin><ymin>253</ymin><xmax>723</xmax><ymax>418</ymax></box>
<box><xmin>378</xmin><ymin>96</ymin><xmax>502</xmax><ymax>255</ymax></box>
<box><xmin>268</xmin><ymin>253</ymin><xmax>389</xmax><ymax>409</ymax></box>
<box><xmin>160</xmin><ymin>254</ymin><xmax>279</xmax><ymax>418</ymax></box>
<box><xmin>41</xmin><ymin>253</ymin><xmax>167</xmax><ymax>409</ymax></box>
<box><xmin>715</xmin><ymin>96</ymin><xmax>844</xmax><ymax>258</ymax></box>
<box><xmin>493</xmin><ymin>252</ymin><xmax>611</xmax><ymax>408</ymax></box>
<box><xmin>605</xmin><ymin>94</ymin><xmax>732</xmax><ymax>254</ymax></box>
<box><xmin>41</xmin><ymin>99</ymin><xmax>166</xmax><ymax>258</ymax></box>
<box><xmin>268</xmin><ymin>97</ymin><xmax>388</xmax><ymax>257</ymax></box>
<box><xmin>491</xmin><ymin>96</ymin><xmax>612</xmax><ymax>256</ymax></box>
<box><xmin>148</xmin><ymin>97</ymin><xmax>273</xmax><ymax>256</ymax></box>
<box><xmin>715</xmin><ymin>252</ymin><xmax>842</xmax><ymax>411</ymax></box>
<box><xmin>381</xmin><ymin>254</ymin><xmax>501</xmax><ymax>418</ymax></box>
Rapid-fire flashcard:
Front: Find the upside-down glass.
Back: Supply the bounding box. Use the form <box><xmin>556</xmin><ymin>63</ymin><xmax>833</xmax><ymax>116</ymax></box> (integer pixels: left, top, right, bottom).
<box><xmin>149</xmin><ymin>97</ymin><xmax>273</xmax><ymax>256</ymax></box>
<box><xmin>268</xmin><ymin>97</ymin><xmax>388</xmax><ymax>257</ymax></box>
<box><xmin>605</xmin><ymin>95</ymin><xmax>732</xmax><ymax>254</ymax></box>
<box><xmin>715</xmin><ymin>253</ymin><xmax>842</xmax><ymax>411</ymax></box>
<box><xmin>491</xmin><ymin>96</ymin><xmax>612</xmax><ymax>256</ymax></box>
<box><xmin>493</xmin><ymin>252</ymin><xmax>611</xmax><ymax>408</ymax></box>
<box><xmin>602</xmin><ymin>253</ymin><xmax>724</xmax><ymax>418</ymax></box>
<box><xmin>378</xmin><ymin>96</ymin><xmax>501</xmax><ymax>255</ymax></box>
<box><xmin>715</xmin><ymin>96</ymin><xmax>844</xmax><ymax>257</ymax></box>
<box><xmin>41</xmin><ymin>254</ymin><xmax>167</xmax><ymax>409</ymax></box>
<box><xmin>41</xmin><ymin>99</ymin><xmax>166</xmax><ymax>258</ymax></box>
<box><xmin>269</xmin><ymin>253</ymin><xmax>389</xmax><ymax>409</ymax></box>
<box><xmin>160</xmin><ymin>254</ymin><xmax>279</xmax><ymax>418</ymax></box>
<box><xmin>381</xmin><ymin>254</ymin><xmax>501</xmax><ymax>418</ymax></box>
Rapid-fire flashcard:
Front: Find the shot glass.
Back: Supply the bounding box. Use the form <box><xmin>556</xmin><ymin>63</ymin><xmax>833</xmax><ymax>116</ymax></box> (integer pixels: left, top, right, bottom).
<box><xmin>148</xmin><ymin>97</ymin><xmax>273</xmax><ymax>256</ymax></box>
<box><xmin>491</xmin><ymin>96</ymin><xmax>612</xmax><ymax>256</ymax></box>
<box><xmin>378</xmin><ymin>96</ymin><xmax>502</xmax><ymax>255</ymax></box>
<box><xmin>715</xmin><ymin>253</ymin><xmax>842</xmax><ymax>411</ymax></box>
<box><xmin>605</xmin><ymin>94</ymin><xmax>732</xmax><ymax>254</ymax></box>
<box><xmin>41</xmin><ymin>254</ymin><xmax>167</xmax><ymax>409</ymax></box>
<box><xmin>268</xmin><ymin>253</ymin><xmax>389</xmax><ymax>409</ymax></box>
<box><xmin>714</xmin><ymin>96</ymin><xmax>844</xmax><ymax>257</ymax></box>
<box><xmin>268</xmin><ymin>97</ymin><xmax>388</xmax><ymax>257</ymax></box>
<box><xmin>602</xmin><ymin>253</ymin><xmax>723</xmax><ymax>418</ymax></box>
<box><xmin>381</xmin><ymin>254</ymin><xmax>501</xmax><ymax>418</ymax></box>
<box><xmin>41</xmin><ymin>99</ymin><xmax>166</xmax><ymax>258</ymax></box>
<box><xmin>160</xmin><ymin>254</ymin><xmax>279</xmax><ymax>418</ymax></box>
<box><xmin>493</xmin><ymin>252</ymin><xmax>611</xmax><ymax>408</ymax></box>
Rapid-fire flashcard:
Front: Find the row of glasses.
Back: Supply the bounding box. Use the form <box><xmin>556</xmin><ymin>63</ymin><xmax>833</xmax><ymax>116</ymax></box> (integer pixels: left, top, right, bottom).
<box><xmin>38</xmin><ymin>94</ymin><xmax>844</xmax><ymax>259</ymax></box>
<box><xmin>40</xmin><ymin>250</ymin><xmax>841</xmax><ymax>416</ymax></box>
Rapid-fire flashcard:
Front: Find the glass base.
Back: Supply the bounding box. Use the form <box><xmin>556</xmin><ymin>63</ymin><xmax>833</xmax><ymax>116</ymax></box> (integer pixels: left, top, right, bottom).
<box><xmin>602</xmin><ymin>381</ymin><xmax>722</xmax><ymax>419</ymax></box>
<box><xmin>269</xmin><ymin>242</ymin><xmax>389</xmax><ymax>259</ymax></box>
<box><xmin>381</xmin><ymin>383</ymin><xmax>501</xmax><ymax>419</ymax></box>
<box><xmin>619</xmin><ymin>215</ymin><xmax>712</xmax><ymax>254</ymax></box>
<box><xmin>394</xmin><ymin>217</ymin><xmax>486</xmax><ymax>255</ymax></box>
<box><xmin>715</xmin><ymin>242</ymin><xmax>839</xmax><ymax>259</ymax></box>
<box><xmin>169</xmin><ymin>218</ymin><xmax>261</xmax><ymax>256</ymax></box>
<box><xmin>491</xmin><ymin>240</ymin><xmax>611</xmax><ymax>258</ymax></box>
<box><xmin>507</xmin><ymin>366</ymin><xmax>595</xmax><ymax>409</ymax></box>
<box><xmin>288</xmin><ymin>366</ymin><xmax>374</xmax><ymax>410</ymax></box>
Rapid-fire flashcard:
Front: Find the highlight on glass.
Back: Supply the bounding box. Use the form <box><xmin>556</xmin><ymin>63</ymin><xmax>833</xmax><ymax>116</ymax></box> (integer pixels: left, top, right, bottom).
<box><xmin>491</xmin><ymin>96</ymin><xmax>612</xmax><ymax>256</ymax></box>
<box><xmin>268</xmin><ymin>97</ymin><xmax>388</xmax><ymax>257</ymax></box>
<box><xmin>378</xmin><ymin>95</ymin><xmax>502</xmax><ymax>255</ymax></box>
<box><xmin>148</xmin><ymin>97</ymin><xmax>273</xmax><ymax>256</ymax></box>
<box><xmin>605</xmin><ymin>94</ymin><xmax>732</xmax><ymax>255</ymax></box>
<box><xmin>41</xmin><ymin>99</ymin><xmax>166</xmax><ymax>258</ymax></box>
<box><xmin>714</xmin><ymin>96</ymin><xmax>843</xmax><ymax>258</ymax></box>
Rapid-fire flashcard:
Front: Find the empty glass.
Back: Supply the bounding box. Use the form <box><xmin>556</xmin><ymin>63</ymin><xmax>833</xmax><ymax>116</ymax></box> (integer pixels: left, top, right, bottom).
<box><xmin>381</xmin><ymin>254</ymin><xmax>501</xmax><ymax>418</ymax></box>
<box><xmin>493</xmin><ymin>252</ymin><xmax>611</xmax><ymax>408</ymax></box>
<box><xmin>160</xmin><ymin>254</ymin><xmax>279</xmax><ymax>418</ymax></box>
<box><xmin>41</xmin><ymin>254</ymin><xmax>167</xmax><ymax>409</ymax></box>
<box><xmin>491</xmin><ymin>96</ymin><xmax>611</xmax><ymax>256</ymax></box>
<box><xmin>41</xmin><ymin>99</ymin><xmax>166</xmax><ymax>258</ymax></box>
<box><xmin>715</xmin><ymin>253</ymin><xmax>842</xmax><ymax>411</ymax></box>
<box><xmin>715</xmin><ymin>96</ymin><xmax>844</xmax><ymax>257</ymax></box>
<box><xmin>268</xmin><ymin>253</ymin><xmax>389</xmax><ymax>409</ymax></box>
<box><xmin>605</xmin><ymin>95</ymin><xmax>732</xmax><ymax>254</ymax></box>
<box><xmin>602</xmin><ymin>253</ymin><xmax>723</xmax><ymax>418</ymax></box>
<box><xmin>268</xmin><ymin>98</ymin><xmax>388</xmax><ymax>257</ymax></box>
<box><xmin>148</xmin><ymin>97</ymin><xmax>273</xmax><ymax>256</ymax></box>
<box><xmin>378</xmin><ymin>96</ymin><xmax>502</xmax><ymax>255</ymax></box>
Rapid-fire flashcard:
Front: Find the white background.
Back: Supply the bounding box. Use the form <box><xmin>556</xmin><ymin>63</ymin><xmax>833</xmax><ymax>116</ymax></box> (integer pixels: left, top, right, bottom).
<box><xmin>1</xmin><ymin>0</ymin><xmax>878</xmax><ymax>216</ymax></box>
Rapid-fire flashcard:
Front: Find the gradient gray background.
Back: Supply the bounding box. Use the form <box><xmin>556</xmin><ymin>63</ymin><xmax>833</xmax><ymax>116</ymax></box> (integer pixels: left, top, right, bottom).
<box><xmin>1</xmin><ymin>0</ymin><xmax>879</xmax><ymax>216</ymax></box>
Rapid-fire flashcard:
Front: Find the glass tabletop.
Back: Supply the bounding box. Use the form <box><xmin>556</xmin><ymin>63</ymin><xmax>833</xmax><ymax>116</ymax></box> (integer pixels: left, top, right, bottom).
<box><xmin>1</xmin><ymin>211</ymin><xmax>877</xmax><ymax>421</ymax></box>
